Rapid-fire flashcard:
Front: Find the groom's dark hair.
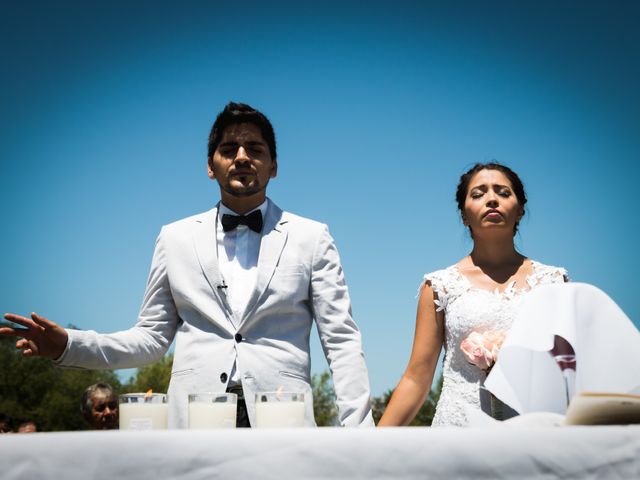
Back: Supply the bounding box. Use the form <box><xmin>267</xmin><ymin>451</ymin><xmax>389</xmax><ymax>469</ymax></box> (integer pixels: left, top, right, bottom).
<box><xmin>207</xmin><ymin>102</ymin><xmax>277</xmax><ymax>161</ymax></box>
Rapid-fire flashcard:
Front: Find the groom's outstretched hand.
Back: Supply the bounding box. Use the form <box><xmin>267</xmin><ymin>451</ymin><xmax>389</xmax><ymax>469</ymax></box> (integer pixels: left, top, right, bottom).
<box><xmin>1</xmin><ymin>312</ymin><xmax>68</xmax><ymax>359</ymax></box>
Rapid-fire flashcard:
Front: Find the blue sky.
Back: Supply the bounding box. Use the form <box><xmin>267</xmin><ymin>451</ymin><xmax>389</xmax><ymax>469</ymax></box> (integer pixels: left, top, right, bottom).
<box><xmin>1</xmin><ymin>1</ymin><xmax>638</xmax><ymax>396</ymax></box>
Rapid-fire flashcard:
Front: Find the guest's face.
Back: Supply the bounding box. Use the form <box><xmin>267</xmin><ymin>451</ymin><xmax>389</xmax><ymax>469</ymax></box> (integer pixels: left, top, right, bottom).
<box><xmin>17</xmin><ymin>422</ymin><xmax>36</xmax><ymax>433</ymax></box>
<box><xmin>0</xmin><ymin>421</ymin><xmax>11</xmax><ymax>433</ymax></box>
<box><xmin>89</xmin><ymin>392</ymin><xmax>119</xmax><ymax>430</ymax></box>
<box><xmin>463</xmin><ymin>169</ymin><xmax>523</xmax><ymax>236</ymax></box>
<box><xmin>208</xmin><ymin>122</ymin><xmax>277</xmax><ymax>204</ymax></box>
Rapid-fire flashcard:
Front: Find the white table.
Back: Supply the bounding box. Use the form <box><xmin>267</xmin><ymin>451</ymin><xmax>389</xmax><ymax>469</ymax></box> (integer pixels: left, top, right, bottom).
<box><xmin>2</xmin><ymin>426</ymin><xmax>639</xmax><ymax>479</ymax></box>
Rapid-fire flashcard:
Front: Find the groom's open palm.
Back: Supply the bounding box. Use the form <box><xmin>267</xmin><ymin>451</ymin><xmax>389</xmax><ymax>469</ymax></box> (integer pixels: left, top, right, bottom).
<box><xmin>1</xmin><ymin>312</ymin><xmax>68</xmax><ymax>359</ymax></box>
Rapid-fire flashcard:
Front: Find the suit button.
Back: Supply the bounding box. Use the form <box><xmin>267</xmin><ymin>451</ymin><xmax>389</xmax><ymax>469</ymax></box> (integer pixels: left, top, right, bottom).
<box><xmin>220</xmin><ymin>372</ymin><xmax>228</xmax><ymax>383</ymax></box>
<box><xmin>235</xmin><ymin>333</ymin><xmax>243</xmax><ymax>343</ymax></box>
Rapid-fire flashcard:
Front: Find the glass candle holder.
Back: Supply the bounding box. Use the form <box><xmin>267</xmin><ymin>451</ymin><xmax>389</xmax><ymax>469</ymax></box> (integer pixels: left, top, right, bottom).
<box><xmin>119</xmin><ymin>393</ymin><xmax>168</xmax><ymax>430</ymax></box>
<box><xmin>188</xmin><ymin>393</ymin><xmax>237</xmax><ymax>429</ymax></box>
<box><xmin>255</xmin><ymin>391</ymin><xmax>305</xmax><ymax>428</ymax></box>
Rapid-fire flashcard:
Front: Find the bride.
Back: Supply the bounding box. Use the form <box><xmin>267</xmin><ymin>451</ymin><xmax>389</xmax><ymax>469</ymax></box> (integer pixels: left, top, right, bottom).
<box><xmin>379</xmin><ymin>163</ymin><xmax>568</xmax><ymax>427</ymax></box>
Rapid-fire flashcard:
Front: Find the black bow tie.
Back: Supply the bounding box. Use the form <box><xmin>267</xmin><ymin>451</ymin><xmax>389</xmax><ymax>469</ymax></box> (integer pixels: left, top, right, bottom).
<box><xmin>221</xmin><ymin>210</ymin><xmax>263</xmax><ymax>233</ymax></box>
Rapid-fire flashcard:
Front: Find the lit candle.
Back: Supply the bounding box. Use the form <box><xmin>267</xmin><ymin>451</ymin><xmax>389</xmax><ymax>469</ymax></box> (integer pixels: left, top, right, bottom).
<box><xmin>255</xmin><ymin>391</ymin><xmax>305</xmax><ymax>428</ymax></box>
<box><xmin>188</xmin><ymin>393</ymin><xmax>237</xmax><ymax>429</ymax></box>
<box><xmin>119</xmin><ymin>393</ymin><xmax>168</xmax><ymax>430</ymax></box>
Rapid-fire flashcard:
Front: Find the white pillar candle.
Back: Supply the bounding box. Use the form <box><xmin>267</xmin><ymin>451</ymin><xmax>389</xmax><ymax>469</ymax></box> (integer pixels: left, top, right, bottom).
<box><xmin>119</xmin><ymin>393</ymin><xmax>168</xmax><ymax>430</ymax></box>
<box><xmin>188</xmin><ymin>393</ymin><xmax>237</xmax><ymax>429</ymax></box>
<box><xmin>255</xmin><ymin>392</ymin><xmax>305</xmax><ymax>428</ymax></box>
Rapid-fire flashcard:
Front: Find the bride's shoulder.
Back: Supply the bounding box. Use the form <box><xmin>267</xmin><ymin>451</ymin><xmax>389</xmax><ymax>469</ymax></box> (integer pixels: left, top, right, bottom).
<box><xmin>528</xmin><ymin>260</ymin><xmax>569</xmax><ymax>285</ymax></box>
<box><xmin>423</xmin><ymin>264</ymin><xmax>458</xmax><ymax>284</ymax></box>
<box><xmin>419</xmin><ymin>264</ymin><xmax>467</xmax><ymax>311</ymax></box>
<box><xmin>421</xmin><ymin>264</ymin><xmax>463</xmax><ymax>294</ymax></box>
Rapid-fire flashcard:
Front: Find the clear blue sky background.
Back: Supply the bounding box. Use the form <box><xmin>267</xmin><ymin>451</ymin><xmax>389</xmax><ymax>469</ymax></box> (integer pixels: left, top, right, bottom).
<box><xmin>2</xmin><ymin>1</ymin><xmax>638</xmax><ymax>396</ymax></box>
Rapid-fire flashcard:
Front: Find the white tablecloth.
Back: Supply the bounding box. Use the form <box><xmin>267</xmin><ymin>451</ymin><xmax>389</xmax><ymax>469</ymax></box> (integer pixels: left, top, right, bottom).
<box><xmin>2</xmin><ymin>427</ymin><xmax>639</xmax><ymax>479</ymax></box>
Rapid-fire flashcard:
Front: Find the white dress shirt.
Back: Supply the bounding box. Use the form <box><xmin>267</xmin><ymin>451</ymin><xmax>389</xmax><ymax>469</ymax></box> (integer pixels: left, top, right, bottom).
<box><xmin>216</xmin><ymin>199</ymin><xmax>268</xmax><ymax>385</ymax></box>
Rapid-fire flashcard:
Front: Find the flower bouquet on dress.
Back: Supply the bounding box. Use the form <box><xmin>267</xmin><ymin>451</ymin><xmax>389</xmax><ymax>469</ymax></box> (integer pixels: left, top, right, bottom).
<box><xmin>460</xmin><ymin>330</ymin><xmax>516</xmax><ymax>420</ymax></box>
<box><xmin>460</xmin><ymin>330</ymin><xmax>506</xmax><ymax>372</ymax></box>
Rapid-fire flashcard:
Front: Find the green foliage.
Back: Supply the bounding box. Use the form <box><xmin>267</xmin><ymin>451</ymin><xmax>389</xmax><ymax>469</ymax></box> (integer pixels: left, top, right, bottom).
<box><xmin>122</xmin><ymin>354</ymin><xmax>173</xmax><ymax>394</ymax></box>
<box><xmin>372</xmin><ymin>375</ymin><xmax>443</xmax><ymax>426</ymax></box>
<box><xmin>311</xmin><ymin>371</ymin><xmax>443</xmax><ymax>427</ymax></box>
<box><xmin>0</xmin><ymin>332</ymin><xmax>121</xmax><ymax>432</ymax></box>
<box><xmin>312</xmin><ymin>371</ymin><xmax>338</xmax><ymax>426</ymax></box>
<box><xmin>0</xmin><ymin>328</ymin><xmax>174</xmax><ymax>431</ymax></box>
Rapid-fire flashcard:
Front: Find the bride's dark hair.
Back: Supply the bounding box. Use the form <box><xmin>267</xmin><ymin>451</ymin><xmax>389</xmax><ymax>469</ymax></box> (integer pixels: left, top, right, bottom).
<box><xmin>456</xmin><ymin>162</ymin><xmax>527</xmax><ymax>236</ymax></box>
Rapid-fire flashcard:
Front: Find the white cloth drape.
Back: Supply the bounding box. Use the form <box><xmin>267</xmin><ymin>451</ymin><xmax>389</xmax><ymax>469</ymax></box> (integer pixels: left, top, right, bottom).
<box><xmin>485</xmin><ymin>283</ymin><xmax>640</xmax><ymax>414</ymax></box>
<box><xmin>3</xmin><ymin>428</ymin><xmax>640</xmax><ymax>479</ymax></box>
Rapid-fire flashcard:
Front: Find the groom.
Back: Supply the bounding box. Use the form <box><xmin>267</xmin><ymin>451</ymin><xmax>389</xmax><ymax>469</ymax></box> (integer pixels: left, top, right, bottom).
<box><xmin>2</xmin><ymin>102</ymin><xmax>374</xmax><ymax>428</ymax></box>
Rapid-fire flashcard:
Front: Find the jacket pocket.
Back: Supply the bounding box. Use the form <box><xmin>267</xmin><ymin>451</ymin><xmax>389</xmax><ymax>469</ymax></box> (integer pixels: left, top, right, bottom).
<box><xmin>171</xmin><ymin>368</ymin><xmax>194</xmax><ymax>378</ymax></box>
<box><xmin>278</xmin><ymin>370</ymin><xmax>308</xmax><ymax>382</ymax></box>
<box><xmin>276</xmin><ymin>265</ymin><xmax>304</xmax><ymax>276</ymax></box>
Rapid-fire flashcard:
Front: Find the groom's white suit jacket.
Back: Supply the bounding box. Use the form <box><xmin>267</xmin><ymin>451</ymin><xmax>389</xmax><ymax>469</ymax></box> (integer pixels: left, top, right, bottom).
<box><xmin>56</xmin><ymin>200</ymin><xmax>374</xmax><ymax>427</ymax></box>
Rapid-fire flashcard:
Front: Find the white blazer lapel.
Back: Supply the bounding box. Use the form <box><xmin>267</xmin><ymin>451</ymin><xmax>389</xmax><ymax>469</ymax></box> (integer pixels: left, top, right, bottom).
<box><xmin>192</xmin><ymin>206</ymin><xmax>233</xmax><ymax>314</ymax></box>
<box><xmin>240</xmin><ymin>202</ymin><xmax>288</xmax><ymax>325</ymax></box>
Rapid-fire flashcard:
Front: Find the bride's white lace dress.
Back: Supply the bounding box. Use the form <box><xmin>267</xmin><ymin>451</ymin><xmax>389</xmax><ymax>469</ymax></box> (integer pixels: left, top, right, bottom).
<box><xmin>425</xmin><ymin>260</ymin><xmax>567</xmax><ymax>426</ymax></box>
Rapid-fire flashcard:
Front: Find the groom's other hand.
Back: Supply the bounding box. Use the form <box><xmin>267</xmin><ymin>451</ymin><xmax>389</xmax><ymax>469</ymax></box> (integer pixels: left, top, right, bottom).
<box><xmin>1</xmin><ymin>312</ymin><xmax>68</xmax><ymax>359</ymax></box>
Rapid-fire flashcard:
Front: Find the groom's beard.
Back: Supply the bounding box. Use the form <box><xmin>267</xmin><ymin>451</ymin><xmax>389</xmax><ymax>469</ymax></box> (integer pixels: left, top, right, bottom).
<box><xmin>221</xmin><ymin>177</ymin><xmax>269</xmax><ymax>198</ymax></box>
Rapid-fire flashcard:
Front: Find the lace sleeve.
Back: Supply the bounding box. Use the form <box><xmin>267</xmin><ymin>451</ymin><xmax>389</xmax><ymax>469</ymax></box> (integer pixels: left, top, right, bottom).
<box><xmin>559</xmin><ymin>267</ymin><xmax>570</xmax><ymax>283</ymax></box>
<box><xmin>420</xmin><ymin>270</ymin><xmax>450</xmax><ymax>312</ymax></box>
<box><xmin>528</xmin><ymin>262</ymin><xmax>569</xmax><ymax>287</ymax></box>
<box><xmin>544</xmin><ymin>265</ymin><xmax>569</xmax><ymax>284</ymax></box>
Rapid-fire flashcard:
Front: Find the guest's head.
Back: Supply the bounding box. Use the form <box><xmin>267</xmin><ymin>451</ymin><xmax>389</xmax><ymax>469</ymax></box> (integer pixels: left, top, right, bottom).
<box><xmin>17</xmin><ymin>420</ymin><xmax>37</xmax><ymax>433</ymax></box>
<box><xmin>0</xmin><ymin>413</ymin><xmax>13</xmax><ymax>433</ymax></box>
<box><xmin>82</xmin><ymin>383</ymin><xmax>119</xmax><ymax>430</ymax></box>
<box><xmin>456</xmin><ymin>162</ymin><xmax>527</xmax><ymax>238</ymax></box>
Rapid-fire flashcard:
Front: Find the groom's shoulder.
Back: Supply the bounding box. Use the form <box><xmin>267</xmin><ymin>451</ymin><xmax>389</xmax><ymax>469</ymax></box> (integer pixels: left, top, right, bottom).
<box><xmin>281</xmin><ymin>209</ymin><xmax>323</xmax><ymax>226</ymax></box>
<box><xmin>279</xmin><ymin>209</ymin><xmax>327</xmax><ymax>234</ymax></box>
<box><xmin>160</xmin><ymin>209</ymin><xmax>214</xmax><ymax>234</ymax></box>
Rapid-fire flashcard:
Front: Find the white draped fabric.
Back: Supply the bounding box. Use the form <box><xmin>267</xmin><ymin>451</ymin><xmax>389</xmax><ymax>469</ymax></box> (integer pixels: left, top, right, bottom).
<box><xmin>2</xmin><ymin>427</ymin><xmax>639</xmax><ymax>479</ymax></box>
<box><xmin>486</xmin><ymin>282</ymin><xmax>640</xmax><ymax>414</ymax></box>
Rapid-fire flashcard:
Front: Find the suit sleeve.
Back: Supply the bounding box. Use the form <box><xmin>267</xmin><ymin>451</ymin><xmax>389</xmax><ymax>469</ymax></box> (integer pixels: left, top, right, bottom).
<box><xmin>55</xmin><ymin>228</ymin><xmax>179</xmax><ymax>369</ymax></box>
<box><xmin>310</xmin><ymin>224</ymin><xmax>374</xmax><ymax>427</ymax></box>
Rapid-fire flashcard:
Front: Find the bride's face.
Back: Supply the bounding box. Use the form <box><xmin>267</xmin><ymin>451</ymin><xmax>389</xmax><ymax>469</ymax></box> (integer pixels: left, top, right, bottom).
<box><xmin>463</xmin><ymin>169</ymin><xmax>523</xmax><ymax>236</ymax></box>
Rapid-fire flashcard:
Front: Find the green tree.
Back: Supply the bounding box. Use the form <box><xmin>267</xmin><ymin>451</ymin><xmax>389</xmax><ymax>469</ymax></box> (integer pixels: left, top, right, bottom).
<box><xmin>372</xmin><ymin>375</ymin><xmax>443</xmax><ymax>426</ymax></box>
<box><xmin>312</xmin><ymin>371</ymin><xmax>338</xmax><ymax>426</ymax></box>
<box><xmin>0</xmin><ymin>330</ymin><xmax>121</xmax><ymax>432</ymax></box>
<box><xmin>122</xmin><ymin>354</ymin><xmax>173</xmax><ymax>393</ymax></box>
